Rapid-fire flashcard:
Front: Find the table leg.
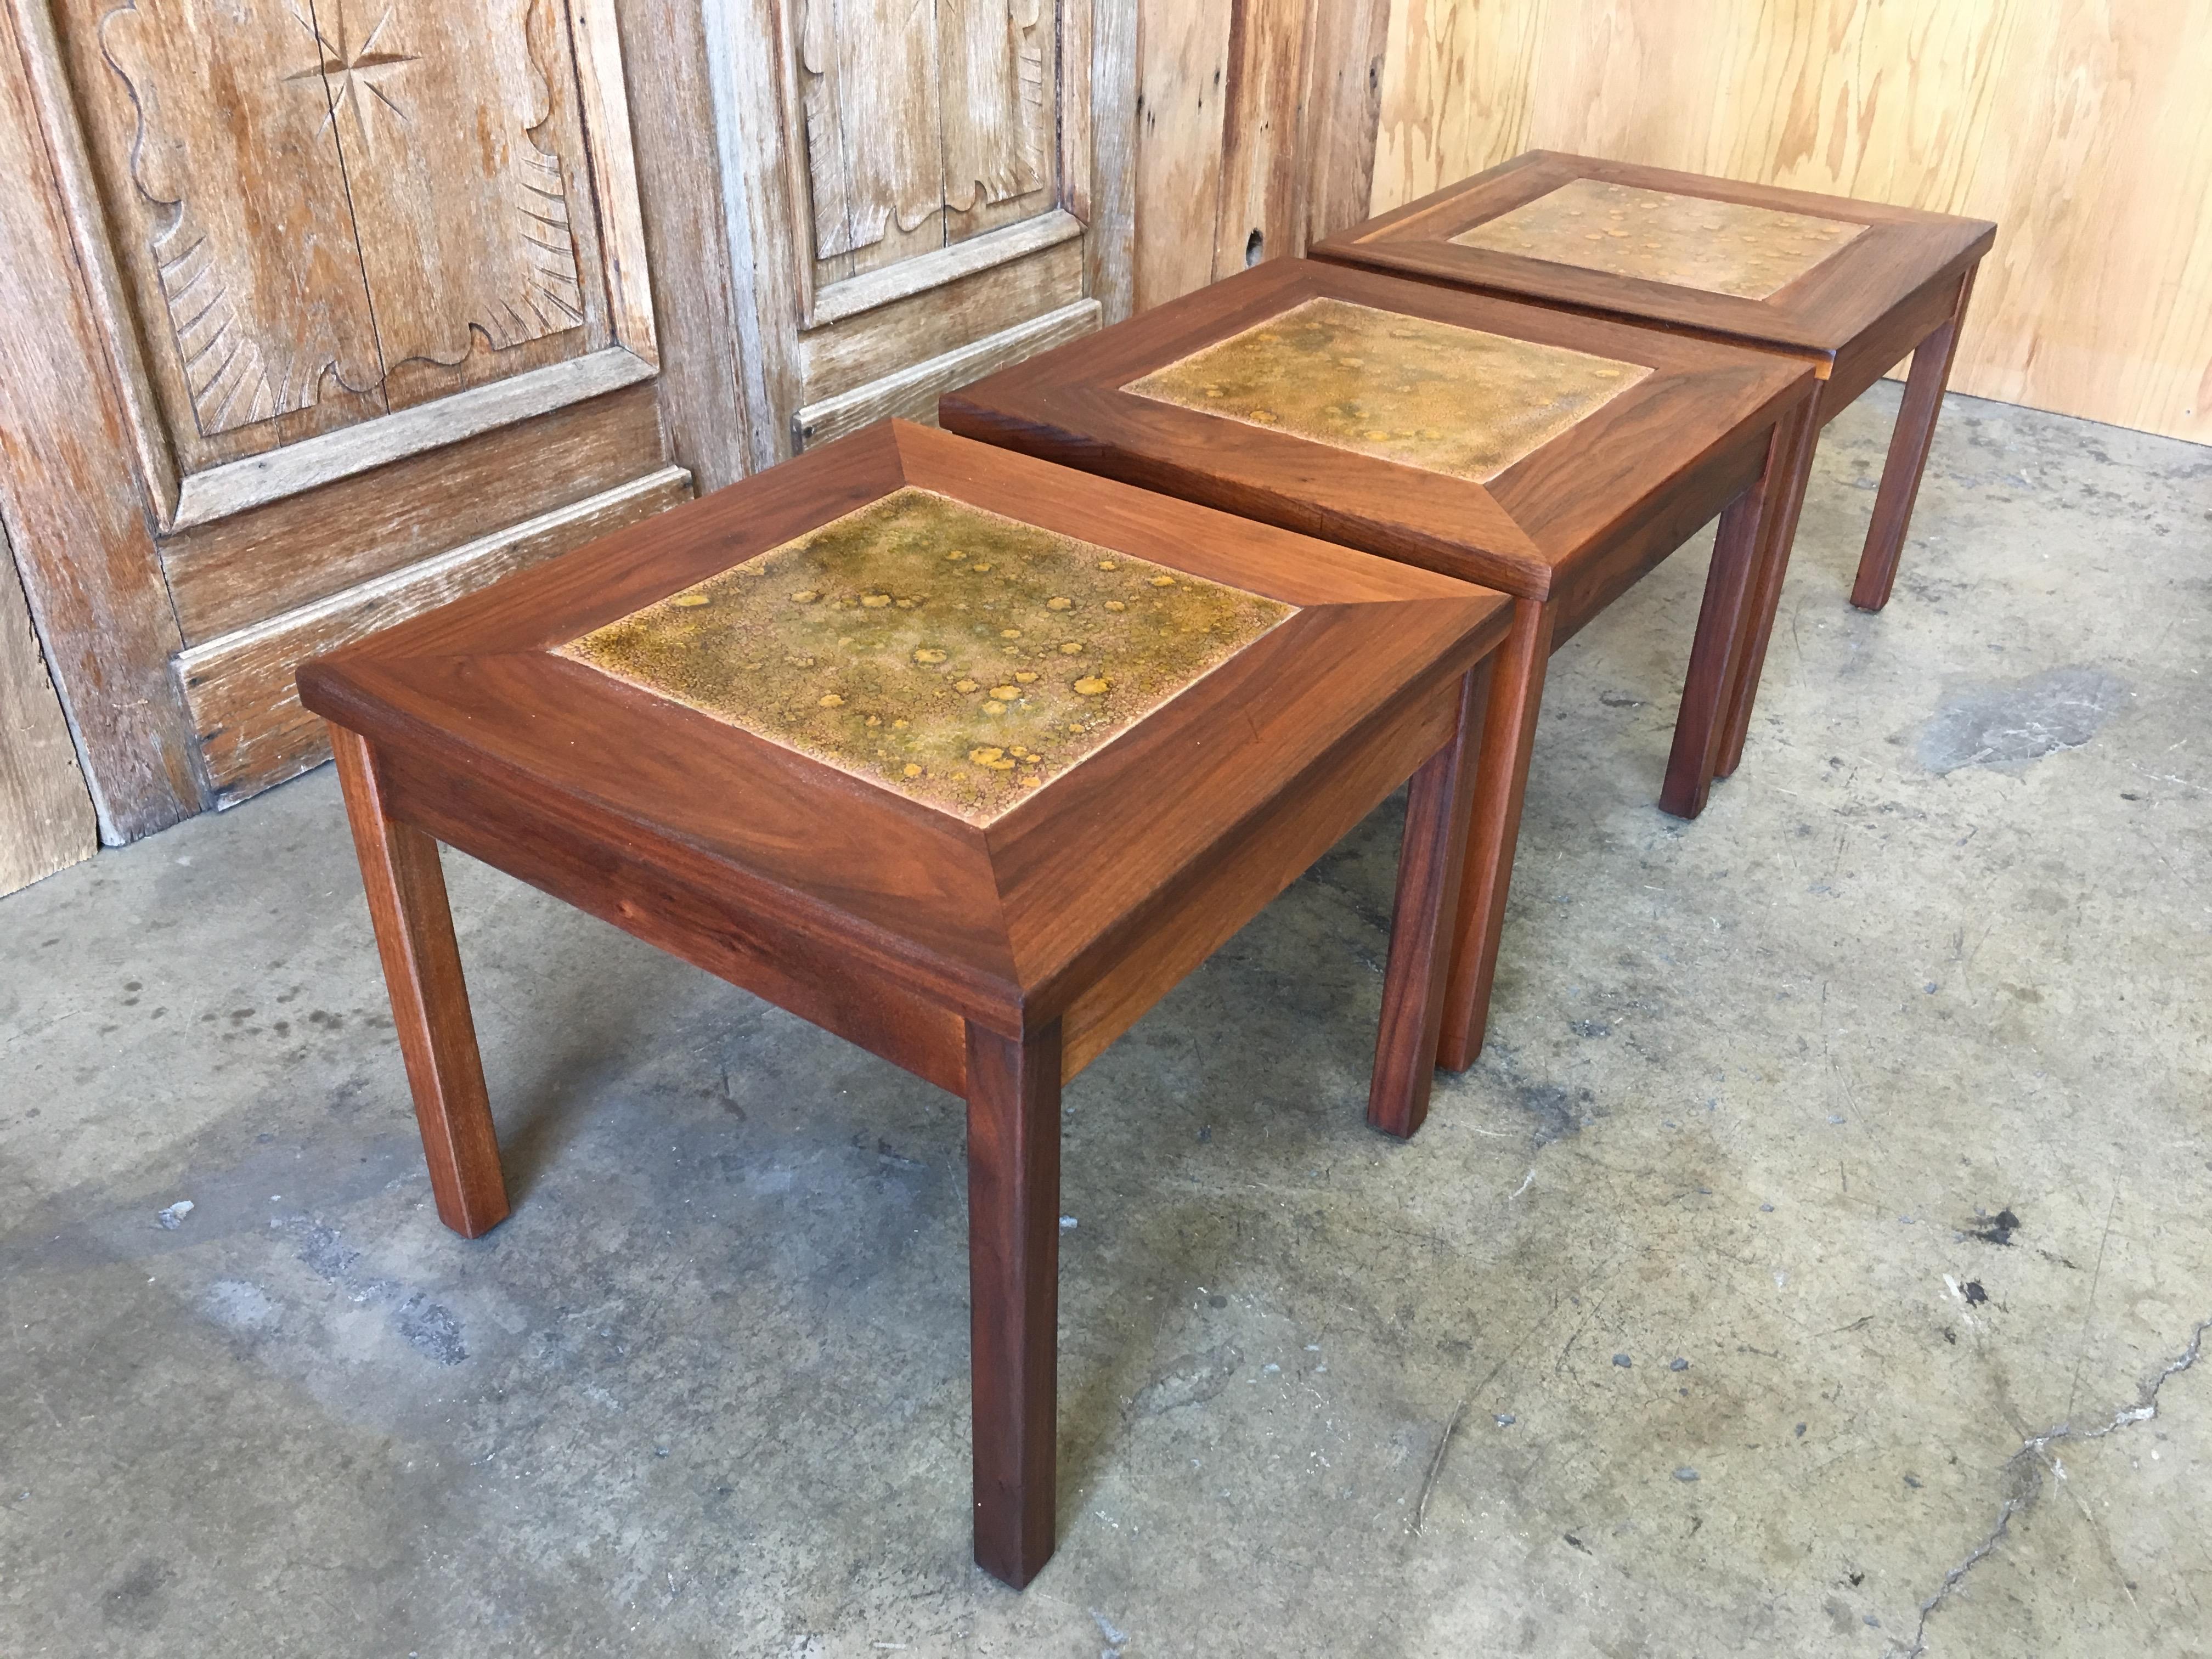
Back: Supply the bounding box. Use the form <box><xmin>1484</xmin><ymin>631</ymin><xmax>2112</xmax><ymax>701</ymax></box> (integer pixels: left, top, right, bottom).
<box><xmin>1714</xmin><ymin>394</ymin><xmax>1822</xmax><ymax>780</ymax></box>
<box><xmin>1370</xmin><ymin>664</ymin><xmax>1489</xmax><ymax>1138</ymax></box>
<box><xmin>1851</xmin><ymin>265</ymin><xmax>1978</xmax><ymax>613</ymax></box>
<box><xmin>1659</xmin><ymin>445</ymin><xmax>1776</xmax><ymax>820</ymax></box>
<box><xmin>965</xmin><ymin>1018</ymin><xmax>1063</xmax><ymax>1589</ymax></box>
<box><xmin>331</xmin><ymin>725</ymin><xmax>510</xmax><ymax>1239</ymax></box>
<box><xmin>1437</xmin><ymin>600</ymin><xmax>1551</xmax><ymax>1073</ymax></box>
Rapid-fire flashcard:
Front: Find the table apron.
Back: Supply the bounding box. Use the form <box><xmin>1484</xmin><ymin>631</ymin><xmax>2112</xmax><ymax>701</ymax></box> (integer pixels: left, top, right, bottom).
<box><xmin>1822</xmin><ymin>263</ymin><xmax>1974</xmax><ymax>420</ymax></box>
<box><xmin>1055</xmin><ymin>661</ymin><xmax>1469</xmax><ymax>1079</ymax></box>
<box><xmin>1549</xmin><ymin>433</ymin><xmax>1770</xmax><ymax>647</ymax></box>
<box><xmin>374</xmin><ymin>742</ymin><xmax>970</xmax><ymax>1097</ymax></box>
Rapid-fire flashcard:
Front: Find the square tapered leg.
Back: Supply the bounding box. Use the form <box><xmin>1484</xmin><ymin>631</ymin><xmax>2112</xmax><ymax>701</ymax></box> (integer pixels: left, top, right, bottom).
<box><xmin>964</xmin><ymin>1019</ymin><xmax>1063</xmax><ymax>1588</ymax></box>
<box><xmin>1852</xmin><ymin>267</ymin><xmax>1978</xmax><ymax>613</ymax></box>
<box><xmin>1437</xmin><ymin>602</ymin><xmax>1551</xmax><ymax>1072</ymax></box>
<box><xmin>1661</xmin><ymin>432</ymin><xmax>1784</xmax><ymax>820</ymax></box>
<box><xmin>1713</xmin><ymin>397</ymin><xmax>1822</xmax><ymax>781</ymax></box>
<box><xmin>331</xmin><ymin>725</ymin><xmax>509</xmax><ymax>1239</ymax></box>
<box><xmin>1372</xmin><ymin>665</ymin><xmax>1489</xmax><ymax>1135</ymax></box>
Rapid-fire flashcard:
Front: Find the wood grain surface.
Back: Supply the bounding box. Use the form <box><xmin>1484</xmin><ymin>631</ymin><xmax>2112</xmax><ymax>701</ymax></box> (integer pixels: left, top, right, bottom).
<box><xmin>1212</xmin><ymin>0</ymin><xmax>1311</xmax><ymax>279</ymax></box>
<box><xmin>1324</xmin><ymin>151</ymin><xmax>1992</xmax><ymax>365</ymax></box>
<box><xmin>945</xmin><ymin>259</ymin><xmax>1809</xmax><ymax>608</ymax></box>
<box><xmin>1368</xmin><ymin>664</ymin><xmax>1484</xmax><ymax>1137</ymax></box>
<box><xmin>1319</xmin><ymin>150</ymin><xmax>1999</xmax><ymax>625</ymax></box>
<box><xmin>799</xmin><ymin>239</ymin><xmax>1087</xmax><ymax>402</ymax></box>
<box><xmin>610</xmin><ymin>0</ymin><xmax>753</xmax><ymax>493</ymax></box>
<box><xmin>41</xmin><ymin>0</ymin><xmax>638</xmax><ymax>479</ymax></box>
<box><xmin>701</xmin><ymin>0</ymin><xmax>1124</xmax><ymax>487</ymax></box>
<box><xmin>182</xmin><ymin>468</ymin><xmax>691</xmax><ymax>806</ymax></box>
<box><xmin>1301</xmin><ymin>0</ymin><xmax>1395</xmax><ymax>247</ymax></box>
<box><xmin>1370</xmin><ymin>0</ymin><xmax>2212</xmax><ymax>440</ymax></box>
<box><xmin>1438</xmin><ymin>595</ymin><xmax>1545</xmax><ymax>1070</ymax></box>
<box><xmin>962</xmin><ymin>1017</ymin><xmax>1063</xmax><ymax>1588</ymax></box>
<box><xmin>0</xmin><ymin>525</ymin><xmax>94</xmax><ymax>895</ymax></box>
<box><xmin>0</xmin><ymin>0</ymin><xmax>203</xmax><ymax>839</ymax></box>
<box><xmin>1133</xmin><ymin>0</ymin><xmax>1237</xmax><ymax>309</ymax></box>
<box><xmin>702</xmin><ymin>0</ymin><xmax>809</xmax><ymax>474</ymax></box>
<box><xmin>792</xmin><ymin>300</ymin><xmax>1102</xmax><ymax>449</ymax></box>
<box><xmin>1132</xmin><ymin>0</ymin><xmax>1393</xmax><ymax>310</ymax></box>
<box><xmin>160</xmin><ymin>383</ymin><xmax>668</xmax><ymax>644</ymax></box>
<box><xmin>1089</xmin><ymin>0</ymin><xmax>1140</xmax><ymax>324</ymax></box>
<box><xmin>300</xmin><ymin>421</ymin><xmax>1513</xmax><ymax>1027</ymax></box>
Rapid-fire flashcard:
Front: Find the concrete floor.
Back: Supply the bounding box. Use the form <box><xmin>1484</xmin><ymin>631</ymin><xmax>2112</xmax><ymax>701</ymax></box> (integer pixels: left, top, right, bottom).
<box><xmin>3</xmin><ymin>384</ymin><xmax>2208</xmax><ymax>1657</ymax></box>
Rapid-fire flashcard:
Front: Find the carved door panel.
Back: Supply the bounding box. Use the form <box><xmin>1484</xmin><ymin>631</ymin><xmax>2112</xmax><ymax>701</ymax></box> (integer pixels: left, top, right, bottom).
<box><xmin>10</xmin><ymin>0</ymin><xmax>687</xmax><ymax>809</ymax></box>
<box><xmin>708</xmin><ymin>0</ymin><xmax>1135</xmax><ymax>464</ymax></box>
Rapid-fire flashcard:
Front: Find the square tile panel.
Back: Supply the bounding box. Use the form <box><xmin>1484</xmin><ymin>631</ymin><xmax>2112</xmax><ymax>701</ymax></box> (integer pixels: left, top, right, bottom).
<box><xmin>560</xmin><ymin>487</ymin><xmax>1293</xmax><ymax>825</ymax></box>
<box><xmin>1451</xmin><ymin>178</ymin><xmax>1866</xmax><ymax>302</ymax></box>
<box><xmin>1123</xmin><ymin>295</ymin><xmax>1651</xmax><ymax>483</ymax></box>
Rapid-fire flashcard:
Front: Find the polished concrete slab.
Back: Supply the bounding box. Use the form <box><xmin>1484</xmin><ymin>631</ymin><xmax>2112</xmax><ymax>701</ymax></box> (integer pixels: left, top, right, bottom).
<box><xmin>3</xmin><ymin>383</ymin><xmax>2207</xmax><ymax>1657</ymax></box>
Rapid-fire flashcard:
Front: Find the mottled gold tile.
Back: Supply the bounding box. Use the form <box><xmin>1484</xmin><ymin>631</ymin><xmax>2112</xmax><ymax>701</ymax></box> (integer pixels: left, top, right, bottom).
<box><xmin>1451</xmin><ymin>178</ymin><xmax>1865</xmax><ymax>301</ymax></box>
<box><xmin>1124</xmin><ymin>296</ymin><xmax>1649</xmax><ymax>484</ymax></box>
<box><xmin>558</xmin><ymin>488</ymin><xmax>1293</xmax><ymax>825</ymax></box>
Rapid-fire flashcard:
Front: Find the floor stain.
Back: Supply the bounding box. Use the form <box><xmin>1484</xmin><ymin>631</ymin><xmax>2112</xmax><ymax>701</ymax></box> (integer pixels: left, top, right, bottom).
<box><xmin>287</xmin><ymin>1219</ymin><xmax>467</xmax><ymax>1367</ymax></box>
<box><xmin>101</xmin><ymin>1559</ymin><xmax>171</xmax><ymax>1631</ymax></box>
<box><xmin>204</xmin><ymin>1278</ymin><xmax>281</xmax><ymax>1333</ymax></box>
<box><xmin>1966</xmin><ymin>1209</ymin><xmax>2022</xmax><ymax>1247</ymax></box>
<box><xmin>1915</xmin><ymin>666</ymin><xmax>2130</xmax><ymax>774</ymax></box>
<box><xmin>1126</xmin><ymin>1345</ymin><xmax>1243</xmax><ymax>1418</ymax></box>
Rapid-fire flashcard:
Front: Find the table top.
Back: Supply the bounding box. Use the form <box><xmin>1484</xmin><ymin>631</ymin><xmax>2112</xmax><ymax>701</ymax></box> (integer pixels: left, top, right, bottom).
<box><xmin>941</xmin><ymin>258</ymin><xmax>1814</xmax><ymax>606</ymax></box>
<box><xmin>1312</xmin><ymin>151</ymin><xmax>1996</xmax><ymax>361</ymax></box>
<box><xmin>298</xmin><ymin>421</ymin><xmax>1511</xmax><ymax>1020</ymax></box>
<box><xmin>560</xmin><ymin>486</ymin><xmax>1293</xmax><ymax>826</ymax></box>
<box><xmin>1451</xmin><ymin>177</ymin><xmax>1867</xmax><ymax>302</ymax></box>
<box><xmin>1126</xmin><ymin>294</ymin><xmax>1651</xmax><ymax>484</ymax></box>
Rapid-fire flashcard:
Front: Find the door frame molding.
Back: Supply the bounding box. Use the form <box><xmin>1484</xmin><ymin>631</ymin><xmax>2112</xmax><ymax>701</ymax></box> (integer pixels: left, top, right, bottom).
<box><xmin>810</xmin><ymin>209</ymin><xmax>1085</xmax><ymax>328</ymax></box>
<box><xmin>702</xmin><ymin>0</ymin><xmax>804</xmax><ymax>475</ymax></box>
<box><xmin>0</xmin><ymin>517</ymin><xmax>98</xmax><ymax>892</ymax></box>
<box><xmin>0</xmin><ymin>0</ymin><xmax>202</xmax><ymax>840</ymax></box>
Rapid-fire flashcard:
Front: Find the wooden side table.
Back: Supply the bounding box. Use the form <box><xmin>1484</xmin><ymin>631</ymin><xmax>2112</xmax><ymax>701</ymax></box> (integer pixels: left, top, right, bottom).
<box><xmin>941</xmin><ymin>257</ymin><xmax>1816</xmax><ymax>1070</ymax></box>
<box><xmin>298</xmin><ymin>421</ymin><xmax>1512</xmax><ymax>1589</ymax></box>
<box><xmin>1312</xmin><ymin>150</ymin><xmax>1995</xmax><ymax>772</ymax></box>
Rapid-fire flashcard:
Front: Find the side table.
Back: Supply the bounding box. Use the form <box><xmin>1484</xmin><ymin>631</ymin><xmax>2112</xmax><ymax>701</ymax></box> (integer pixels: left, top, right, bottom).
<box><xmin>943</xmin><ymin>258</ymin><xmax>1816</xmax><ymax>1068</ymax></box>
<box><xmin>298</xmin><ymin>420</ymin><xmax>1512</xmax><ymax>1588</ymax></box>
<box><xmin>1313</xmin><ymin>149</ymin><xmax>1995</xmax><ymax>770</ymax></box>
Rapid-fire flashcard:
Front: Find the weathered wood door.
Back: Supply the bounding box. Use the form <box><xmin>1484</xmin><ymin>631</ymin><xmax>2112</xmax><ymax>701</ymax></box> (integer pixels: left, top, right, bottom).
<box><xmin>0</xmin><ymin>0</ymin><xmax>687</xmax><ymax>820</ymax></box>
<box><xmin>702</xmin><ymin>0</ymin><xmax>1136</xmax><ymax>466</ymax></box>
<box><xmin>0</xmin><ymin>527</ymin><xmax>95</xmax><ymax>894</ymax></box>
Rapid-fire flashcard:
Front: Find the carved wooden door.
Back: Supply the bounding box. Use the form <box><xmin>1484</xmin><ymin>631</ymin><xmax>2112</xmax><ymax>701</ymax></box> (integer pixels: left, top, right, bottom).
<box><xmin>4</xmin><ymin>0</ymin><xmax>686</xmax><ymax>815</ymax></box>
<box><xmin>704</xmin><ymin>0</ymin><xmax>1135</xmax><ymax>465</ymax></box>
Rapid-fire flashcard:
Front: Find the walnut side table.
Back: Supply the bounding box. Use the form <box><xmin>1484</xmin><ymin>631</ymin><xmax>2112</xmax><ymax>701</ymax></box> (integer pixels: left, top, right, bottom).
<box><xmin>297</xmin><ymin>421</ymin><xmax>1511</xmax><ymax>1589</ymax></box>
<box><xmin>1313</xmin><ymin>149</ymin><xmax>1996</xmax><ymax>772</ymax></box>
<box><xmin>941</xmin><ymin>257</ymin><xmax>1816</xmax><ymax>1070</ymax></box>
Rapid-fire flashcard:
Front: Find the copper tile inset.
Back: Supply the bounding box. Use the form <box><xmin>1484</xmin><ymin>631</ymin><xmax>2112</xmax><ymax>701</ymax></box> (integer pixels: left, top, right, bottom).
<box><xmin>1451</xmin><ymin>178</ymin><xmax>1866</xmax><ymax>301</ymax></box>
<box><xmin>558</xmin><ymin>488</ymin><xmax>1293</xmax><ymax>825</ymax></box>
<box><xmin>1124</xmin><ymin>296</ymin><xmax>1650</xmax><ymax>484</ymax></box>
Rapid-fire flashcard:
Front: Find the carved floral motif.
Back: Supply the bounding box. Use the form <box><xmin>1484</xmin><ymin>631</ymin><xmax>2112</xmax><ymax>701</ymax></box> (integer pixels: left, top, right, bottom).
<box><xmin>94</xmin><ymin>0</ymin><xmax>589</xmax><ymax>438</ymax></box>
<box><xmin>798</xmin><ymin>0</ymin><xmax>943</xmax><ymax>259</ymax></box>
<box><xmin>797</xmin><ymin>0</ymin><xmax>1055</xmax><ymax>265</ymax></box>
<box><xmin>940</xmin><ymin>0</ymin><xmax>1047</xmax><ymax>215</ymax></box>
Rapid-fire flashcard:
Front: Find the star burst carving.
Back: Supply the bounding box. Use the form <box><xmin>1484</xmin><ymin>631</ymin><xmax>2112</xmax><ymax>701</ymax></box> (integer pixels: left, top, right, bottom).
<box><xmin>285</xmin><ymin>4</ymin><xmax>416</xmax><ymax>158</ymax></box>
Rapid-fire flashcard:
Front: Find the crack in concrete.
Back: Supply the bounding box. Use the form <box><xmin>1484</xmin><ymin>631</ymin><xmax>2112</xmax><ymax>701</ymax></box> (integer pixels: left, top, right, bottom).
<box><xmin>1409</xmin><ymin>1397</ymin><xmax>1466</xmax><ymax>1536</ymax></box>
<box><xmin>1888</xmin><ymin>1314</ymin><xmax>2211</xmax><ymax>1657</ymax></box>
